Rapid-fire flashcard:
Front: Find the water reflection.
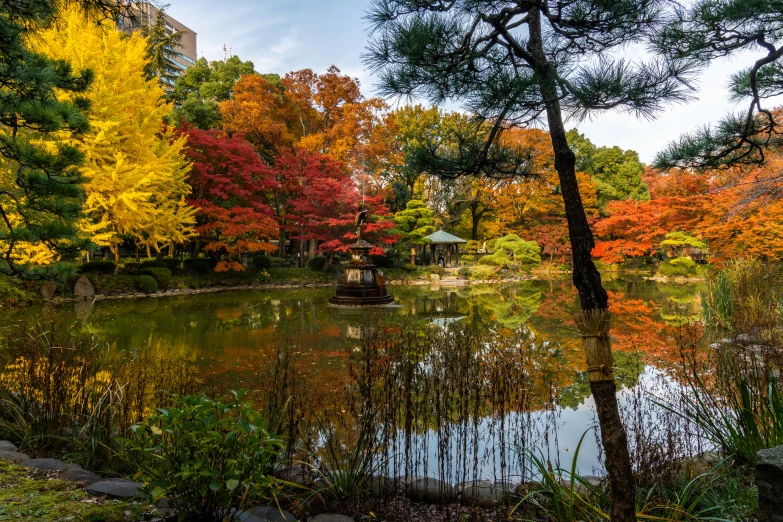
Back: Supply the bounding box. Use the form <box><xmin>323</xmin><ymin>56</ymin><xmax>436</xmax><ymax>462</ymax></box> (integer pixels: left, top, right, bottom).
<box><xmin>9</xmin><ymin>278</ymin><xmax>701</xmax><ymax>476</ymax></box>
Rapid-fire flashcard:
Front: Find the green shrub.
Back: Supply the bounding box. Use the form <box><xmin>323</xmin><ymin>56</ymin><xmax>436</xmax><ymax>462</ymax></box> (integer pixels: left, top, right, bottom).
<box><xmin>428</xmin><ymin>265</ymin><xmax>446</xmax><ymax>276</ymax></box>
<box><xmin>468</xmin><ymin>265</ymin><xmax>499</xmax><ymax>280</ymax></box>
<box><xmin>139</xmin><ymin>267</ymin><xmax>172</xmax><ymax>290</ymax></box>
<box><xmin>402</xmin><ymin>263</ymin><xmax>417</xmax><ymax>272</ymax></box>
<box><xmin>128</xmin><ymin>392</ymin><xmax>284</xmax><ymax>521</ymax></box>
<box><xmin>465</xmin><ymin>240</ymin><xmax>480</xmax><ymax>255</ymax></box>
<box><xmin>94</xmin><ymin>274</ymin><xmax>137</xmax><ymax>294</ymax></box>
<box><xmin>369</xmin><ymin>254</ymin><xmax>395</xmax><ymax>268</ymax></box>
<box><xmin>140</xmin><ymin>260</ymin><xmax>167</xmax><ymax>269</ymax></box>
<box><xmin>80</xmin><ymin>260</ymin><xmax>116</xmax><ymax>274</ymax></box>
<box><xmin>184</xmin><ymin>258</ymin><xmax>211</xmax><ymax>274</ymax></box>
<box><xmin>658</xmin><ymin>257</ymin><xmax>698</xmax><ymax>278</ymax></box>
<box><xmin>161</xmin><ymin>258</ymin><xmax>180</xmax><ymax>272</ymax></box>
<box><xmin>122</xmin><ymin>262</ymin><xmax>142</xmax><ymax>275</ymax></box>
<box><xmin>460</xmin><ymin>254</ymin><xmax>476</xmax><ymax>264</ymax></box>
<box><xmin>0</xmin><ymin>277</ymin><xmax>35</xmax><ymax>306</ymax></box>
<box><xmin>135</xmin><ymin>275</ymin><xmax>158</xmax><ymax>294</ymax></box>
<box><xmin>307</xmin><ymin>255</ymin><xmax>328</xmax><ymax>271</ymax></box>
<box><xmin>478</xmin><ymin>250</ymin><xmax>512</xmax><ymax>267</ymax></box>
<box><xmin>456</xmin><ymin>266</ymin><xmax>471</xmax><ymax>277</ymax></box>
<box><xmin>252</xmin><ymin>254</ymin><xmax>272</xmax><ymax>270</ymax></box>
<box><xmin>268</xmin><ymin>256</ymin><xmax>289</xmax><ymax>267</ymax></box>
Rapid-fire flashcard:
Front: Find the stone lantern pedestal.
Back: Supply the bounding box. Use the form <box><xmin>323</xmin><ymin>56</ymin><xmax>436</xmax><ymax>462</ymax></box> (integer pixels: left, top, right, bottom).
<box><xmin>328</xmin><ymin>240</ymin><xmax>394</xmax><ymax>306</ymax></box>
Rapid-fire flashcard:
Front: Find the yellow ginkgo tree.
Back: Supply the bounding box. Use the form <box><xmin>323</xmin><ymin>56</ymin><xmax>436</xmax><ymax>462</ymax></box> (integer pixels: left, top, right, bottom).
<box><xmin>33</xmin><ymin>8</ymin><xmax>194</xmax><ymax>262</ymax></box>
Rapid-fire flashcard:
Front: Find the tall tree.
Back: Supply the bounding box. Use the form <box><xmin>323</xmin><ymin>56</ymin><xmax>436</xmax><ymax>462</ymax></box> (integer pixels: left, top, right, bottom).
<box><xmin>138</xmin><ymin>8</ymin><xmax>185</xmax><ymax>87</ymax></box>
<box><xmin>567</xmin><ymin>130</ymin><xmax>649</xmax><ymax>210</ymax></box>
<box><xmin>169</xmin><ymin>56</ymin><xmax>255</xmax><ymax>129</ymax></box>
<box><xmin>365</xmin><ymin>2</ymin><xmax>697</xmax><ymax>518</ymax></box>
<box><xmin>35</xmin><ymin>8</ymin><xmax>195</xmax><ymax>262</ymax></box>
<box><xmin>0</xmin><ymin>0</ymin><xmax>123</xmax><ymax>277</ymax></box>
<box><xmin>181</xmin><ymin>125</ymin><xmax>278</xmax><ymax>271</ymax></box>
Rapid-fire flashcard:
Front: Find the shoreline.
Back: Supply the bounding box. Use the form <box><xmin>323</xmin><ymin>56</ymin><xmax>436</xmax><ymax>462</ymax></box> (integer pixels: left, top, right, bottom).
<box><xmin>13</xmin><ymin>269</ymin><xmax>705</xmax><ymax>307</ymax></box>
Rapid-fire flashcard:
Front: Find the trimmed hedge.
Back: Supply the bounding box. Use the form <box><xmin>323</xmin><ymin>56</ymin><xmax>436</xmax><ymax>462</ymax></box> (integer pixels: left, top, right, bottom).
<box><xmin>140</xmin><ymin>260</ymin><xmax>167</xmax><ymax>269</ymax></box>
<box><xmin>80</xmin><ymin>261</ymin><xmax>116</xmax><ymax>274</ymax></box>
<box><xmin>135</xmin><ymin>275</ymin><xmax>158</xmax><ymax>293</ymax></box>
<box><xmin>307</xmin><ymin>255</ymin><xmax>327</xmax><ymax>271</ymax></box>
<box><xmin>184</xmin><ymin>258</ymin><xmax>211</xmax><ymax>274</ymax></box>
<box><xmin>139</xmin><ymin>267</ymin><xmax>172</xmax><ymax>290</ymax></box>
<box><xmin>658</xmin><ymin>257</ymin><xmax>698</xmax><ymax>277</ymax></box>
<box><xmin>161</xmin><ymin>258</ymin><xmax>180</xmax><ymax>272</ymax></box>
<box><xmin>123</xmin><ymin>262</ymin><xmax>142</xmax><ymax>275</ymax></box>
<box><xmin>94</xmin><ymin>274</ymin><xmax>137</xmax><ymax>294</ymax></box>
<box><xmin>251</xmin><ymin>255</ymin><xmax>272</xmax><ymax>270</ymax></box>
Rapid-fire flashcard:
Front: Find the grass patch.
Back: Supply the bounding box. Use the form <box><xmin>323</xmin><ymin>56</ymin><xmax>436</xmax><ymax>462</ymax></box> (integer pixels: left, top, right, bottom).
<box><xmin>0</xmin><ymin>461</ymin><xmax>153</xmax><ymax>521</ymax></box>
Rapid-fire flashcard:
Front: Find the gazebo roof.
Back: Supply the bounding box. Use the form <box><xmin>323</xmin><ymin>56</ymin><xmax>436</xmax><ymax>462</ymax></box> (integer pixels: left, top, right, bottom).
<box><xmin>424</xmin><ymin>230</ymin><xmax>468</xmax><ymax>244</ymax></box>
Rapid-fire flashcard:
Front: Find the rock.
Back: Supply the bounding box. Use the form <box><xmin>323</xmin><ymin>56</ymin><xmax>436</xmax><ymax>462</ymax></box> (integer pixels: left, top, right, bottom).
<box><xmin>276</xmin><ymin>464</ymin><xmax>313</xmax><ymax>485</ymax></box>
<box><xmin>73</xmin><ymin>275</ymin><xmax>95</xmax><ymax>298</ymax></box>
<box><xmin>56</xmin><ymin>468</ymin><xmax>102</xmax><ymax>485</ymax></box>
<box><xmin>403</xmin><ymin>477</ymin><xmax>456</xmax><ymax>504</ymax></box>
<box><xmin>39</xmin><ymin>281</ymin><xmax>59</xmax><ymax>299</ymax></box>
<box><xmin>227</xmin><ymin>509</ymin><xmax>265</xmax><ymax>522</ymax></box>
<box><xmin>248</xmin><ymin>505</ymin><xmax>297</xmax><ymax>521</ymax></box>
<box><xmin>458</xmin><ymin>479</ymin><xmax>511</xmax><ymax>507</ymax></box>
<box><xmin>309</xmin><ymin>516</ymin><xmax>354</xmax><ymax>522</ymax></box>
<box><xmin>0</xmin><ymin>450</ymin><xmax>30</xmax><ymax>463</ymax></box>
<box><xmin>23</xmin><ymin>458</ymin><xmax>71</xmax><ymax>471</ymax></box>
<box><xmin>86</xmin><ymin>479</ymin><xmax>144</xmax><ymax>499</ymax></box>
<box><xmin>756</xmin><ymin>445</ymin><xmax>783</xmax><ymax>522</ymax></box>
<box><xmin>0</xmin><ymin>441</ymin><xmax>17</xmax><ymax>452</ymax></box>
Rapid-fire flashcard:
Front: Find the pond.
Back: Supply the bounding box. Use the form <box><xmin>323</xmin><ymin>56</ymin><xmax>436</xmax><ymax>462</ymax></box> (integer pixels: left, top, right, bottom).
<box><xmin>8</xmin><ymin>275</ymin><xmax>704</xmax><ymax>484</ymax></box>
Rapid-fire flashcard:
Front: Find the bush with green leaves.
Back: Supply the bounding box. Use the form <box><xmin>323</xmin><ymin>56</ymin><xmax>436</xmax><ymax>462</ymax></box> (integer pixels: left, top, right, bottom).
<box><xmin>139</xmin><ymin>267</ymin><xmax>172</xmax><ymax>291</ymax></box>
<box><xmin>94</xmin><ymin>274</ymin><xmax>138</xmax><ymax>294</ymax></box>
<box><xmin>128</xmin><ymin>392</ymin><xmax>284</xmax><ymax>522</ymax></box>
<box><xmin>135</xmin><ymin>275</ymin><xmax>158</xmax><ymax>294</ymax></box>
<box><xmin>184</xmin><ymin>258</ymin><xmax>211</xmax><ymax>274</ymax></box>
<box><xmin>252</xmin><ymin>255</ymin><xmax>272</xmax><ymax>270</ymax></box>
<box><xmin>0</xmin><ymin>277</ymin><xmax>35</xmax><ymax>306</ymax></box>
<box><xmin>80</xmin><ymin>261</ymin><xmax>116</xmax><ymax>274</ymax></box>
<box><xmin>268</xmin><ymin>256</ymin><xmax>289</xmax><ymax>267</ymax></box>
<box><xmin>657</xmin><ymin>257</ymin><xmax>698</xmax><ymax>278</ymax></box>
<box><xmin>468</xmin><ymin>265</ymin><xmax>499</xmax><ymax>280</ymax></box>
<box><xmin>428</xmin><ymin>264</ymin><xmax>446</xmax><ymax>276</ymax></box>
<box><xmin>307</xmin><ymin>255</ymin><xmax>328</xmax><ymax>271</ymax></box>
<box><xmin>140</xmin><ymin>260</ymin><xmax>167</xmax><ymax>269</ymax></box>
<box><xmin>122</xmin><ymin>262</ymin><xmax>142</xmax><ymax>275</ymax></box>
<box><xmin>161</xmin><ymin>258</ymin><xmax>181</xmax><ymax>272</ymax></box>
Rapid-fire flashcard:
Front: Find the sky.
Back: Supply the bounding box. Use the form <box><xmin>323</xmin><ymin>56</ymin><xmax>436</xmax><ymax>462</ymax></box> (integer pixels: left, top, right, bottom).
<box><xmin>166</xmin><ymin>0</ymin><xmax>778</xmax><ymax>164</ymax></box>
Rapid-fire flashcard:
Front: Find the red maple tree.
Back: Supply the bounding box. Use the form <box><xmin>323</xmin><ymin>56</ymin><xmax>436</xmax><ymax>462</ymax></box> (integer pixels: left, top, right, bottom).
<box><xmin>180</xmin><ymin>125</ymin><xmax>279</xmax><ymax>271</ymax></box>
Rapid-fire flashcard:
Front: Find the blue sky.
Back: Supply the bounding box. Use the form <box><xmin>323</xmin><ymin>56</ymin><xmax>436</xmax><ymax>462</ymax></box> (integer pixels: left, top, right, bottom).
<box><xmin>166</xmin><ymin>0</ymin><xmax>779</xmax><ymax>164</ymax></box>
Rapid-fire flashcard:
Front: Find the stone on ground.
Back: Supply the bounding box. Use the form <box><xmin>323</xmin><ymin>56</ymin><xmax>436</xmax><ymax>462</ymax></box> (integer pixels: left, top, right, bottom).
<box><xmin>73</xmin><ymin>274</ymin><xmax>95</xmax><ymax>298</ymax></box>
<box><xmin>403</xmin><ymin>477</ymin><xmax>456</xmax><ymax>504</ymax></box>
<box><xmin>0</xmin><ymin>441</ymin><xmax>17</xmax><ymax>452</ymax></box>
<box><xmin>56</xmin><ymin>467</ymin><xmax>102</xmax><ymax>485</ymax></box>
<box><xmin>23</xmin><ymin>458</ymin><xmax>71</xmax><ymax>471</ymax></box>
<box><xmin>39</xmin><ymin>281</ymin><xmax>59</xmax><ymax>299</ymax></box>
<box><xmin>86</xmin><ymin>479</ymin><xmax>144</xmax><ymax>499</ymax></box>
<box><xmin>309</xmin><ymin>515</ymin><xmax>354</xmax><ymax>522</ymax></box>
<box><xmin>249</xmin><ymin>505</ymin><xmax>297</xmax><ymax>521</ymax></box>
<box><xmin>275</xmin><ymin>464</ymin><xmax>312</xmax><ymax>485</ymax></box>
<box><xmin>0</xmin><ymin>450</ymin><xmax>30</xmax><ymax>463</ymax></box>
<box><xmin>756</xmin><ymin>445</ymin><xmax>783</xmax><ymax>522</ymax></box>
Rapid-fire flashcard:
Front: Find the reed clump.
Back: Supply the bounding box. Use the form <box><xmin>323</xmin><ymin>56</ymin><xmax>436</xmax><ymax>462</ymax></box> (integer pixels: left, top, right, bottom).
<box><xmin>0</xmin><ymin>320</ymin><xmax>199</xmax><ymax>474</ymax></box>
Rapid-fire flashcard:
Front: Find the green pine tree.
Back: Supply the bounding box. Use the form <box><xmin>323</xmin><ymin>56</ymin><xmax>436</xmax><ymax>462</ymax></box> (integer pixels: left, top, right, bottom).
<box><xmin>0</xmin><ymin>0</ymin><xmax>117</xmax><ymax>278</ymax></box>
<box><xmin>654</xmin><ymin>0</ymin><xmax>783</xmax><ymax>168</ymax></box>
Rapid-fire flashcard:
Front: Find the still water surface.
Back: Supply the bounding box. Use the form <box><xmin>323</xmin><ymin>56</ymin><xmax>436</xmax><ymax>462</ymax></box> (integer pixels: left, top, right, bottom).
<box><xmin>13</xmin><ymin>276</ymin><xmax>702</xmax><ymax>482</ymax></box>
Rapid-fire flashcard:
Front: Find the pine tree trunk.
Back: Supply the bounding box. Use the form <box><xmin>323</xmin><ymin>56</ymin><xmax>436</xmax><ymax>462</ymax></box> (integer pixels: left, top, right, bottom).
<box><xmin>527</xmin><ymin>8</ymin><xmax>636</xmax><ymax>521</ymax></box>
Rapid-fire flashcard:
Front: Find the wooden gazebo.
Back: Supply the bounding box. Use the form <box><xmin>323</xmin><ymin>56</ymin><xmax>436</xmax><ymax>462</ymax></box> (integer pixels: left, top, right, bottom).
<box><xmin>423</xmin><ymin>230</ymin><xmax>468</xmax><ymax>267</ymax></box>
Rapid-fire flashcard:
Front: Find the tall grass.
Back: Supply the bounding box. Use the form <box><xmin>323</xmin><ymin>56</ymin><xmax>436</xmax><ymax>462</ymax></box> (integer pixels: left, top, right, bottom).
<box><xmin>702</xmin><ymin>258</ymin><xmax>780</xmax><ymax>333</ymax></box>
<box><xmin>0</xmin><ymin>321</ymin><xmax>199</xmax><ymax>474</ymax></box>
<box><xmin>664</xmin><ymin>343</ymin><xmax>783</xmax><ymax>465</ymax></box>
